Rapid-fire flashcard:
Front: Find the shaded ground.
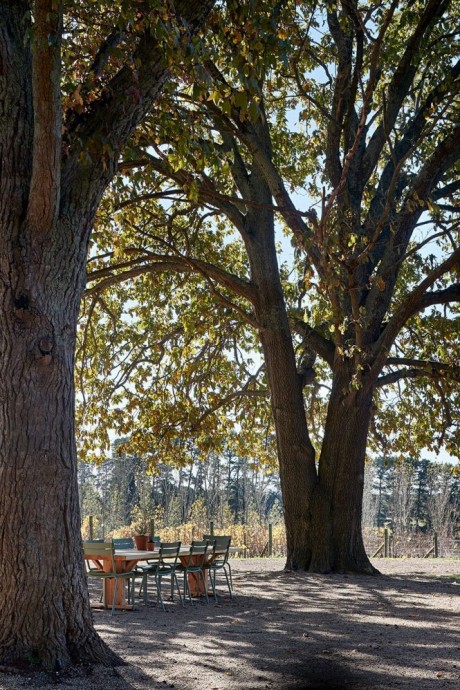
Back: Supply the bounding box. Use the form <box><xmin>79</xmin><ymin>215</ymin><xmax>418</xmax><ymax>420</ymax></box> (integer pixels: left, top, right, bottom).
<box><xmin>0</xmin><ymin>558</ymin><xmax>458</xmax><ymax>689</ymax></box>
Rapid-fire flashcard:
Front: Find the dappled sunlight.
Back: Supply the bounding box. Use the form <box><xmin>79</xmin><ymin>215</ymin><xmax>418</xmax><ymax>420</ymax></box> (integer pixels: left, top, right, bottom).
<box><xmin>83</xmin><ymin>558</ymin><xmax>460</xmax><ymax>689</ymax></box>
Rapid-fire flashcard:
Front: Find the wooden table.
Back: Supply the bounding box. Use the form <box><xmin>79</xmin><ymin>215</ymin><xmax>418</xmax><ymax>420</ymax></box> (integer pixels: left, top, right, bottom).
<box><xmin>84</xmin><ymin>549</ymin><xmax>152</xmax><ymax>609</ymax></box>
<box><xmin>84</xmin><ymin>546</ymin><xmax>241</xmax><ymax>608</ymax></box>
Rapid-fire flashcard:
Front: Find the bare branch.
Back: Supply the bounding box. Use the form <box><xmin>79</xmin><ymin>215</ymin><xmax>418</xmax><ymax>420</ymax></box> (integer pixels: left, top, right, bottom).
<box><xmin>366</xmin><ymin>246</ymin><xmax>460</xmax><ymax>391</ymax></box>
<box><xmin>377</xmin><ymin>359</ymin><xmax>460</xmax><ymax>388</ymax></box>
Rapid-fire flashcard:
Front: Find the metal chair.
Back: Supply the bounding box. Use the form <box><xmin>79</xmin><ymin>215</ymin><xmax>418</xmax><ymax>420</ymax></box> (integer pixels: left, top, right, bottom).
<box><xmin>204</xmin><ymin>535</ymin><xmax>234</xmax><ymax>601</ymax></box>
<box><xmin>178</xmin><ymin>540</ymin><xmax>210</xmax><ymax>605</ymax></box>
<box><xmin>83</xmin><ymin>541</ymin><xmax>137</xmax><ymax>615</ymax></box>
<box><xmin>136</xmin><ymin>541</ymin><xmax>184</xmax><ymax>609</ymax></box>
<box><xmin>83</xmin><ymin>539</ymin><xmax>106</xmax><ymax>602</ymax></box>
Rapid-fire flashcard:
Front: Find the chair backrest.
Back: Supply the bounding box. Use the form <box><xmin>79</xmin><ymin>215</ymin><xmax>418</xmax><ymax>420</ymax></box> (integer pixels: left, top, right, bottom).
<box><xmin>158</xmin><ymin>541</ymin><xmax>181</xmax><ymax>567</ymax></box>
<box><xmin>112</xmin><ymin>537</ymin><xmax>134</xmax><ymax>549</ymax></box>
<box><xmin>210</xmin><ymin>536</ymin><xmax>231</xmax><ymax>563</ymax></box>
<box><xmin>83</xmin><ymin>540</ymin><xmax>116</xmax><ymax>573</ymax></box>
<box><xmin>203</xmin><ymin>534</ymin><xmax>232</xmax><ymax>544</ymax></box>
<box><xmin>149</xmin><ymin>536</ymin><xmax>161</xmax><ymax>546</ymax></box>
<box><xmin>183</xmin><ymin>539</ymin><xmax>209</xmax><ymax>567</ymax></box>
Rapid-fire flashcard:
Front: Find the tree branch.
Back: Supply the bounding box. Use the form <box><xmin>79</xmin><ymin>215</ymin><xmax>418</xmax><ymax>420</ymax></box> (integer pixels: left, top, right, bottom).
<box><xmin>377</xmin><ymin>359</ymin><xmax>460</xmax><ymax>388</ymax></box>
<box><xmin>290</xmin><ymin>319</ymin><xmax>335</xmax><ymax>367</ymax></box>
<box><xmin>86</xmin><ymin>251</ymin><xmax>257</xmax><ymax>315</ymax></box>
<box><xmin>364</xmin><ymin>123</ymin><xmax>460</xmax><ymax>337</ymax></box>
<box><xmin>26</xmin><ymin>0</ymin><xmax>63</xmax><ymax>233</ymax></box>
<box><xmin>362</xmin><ymin>0</ymin><xmax>451</xmax><ymax>179</ymax></box>
<box><xmin>61</xmin><ymin>0</ymin><xmax>216</xmax><ymax>232</ymax></box>
<box><xmin>366</xmin><ymin>245</ymin><xmax>460</xmax><ymax>390</ymax></box>
<box><xmin>192</xmin><ymin>366</ymin><xmax>268</xmax><ymax>431</ymax></box>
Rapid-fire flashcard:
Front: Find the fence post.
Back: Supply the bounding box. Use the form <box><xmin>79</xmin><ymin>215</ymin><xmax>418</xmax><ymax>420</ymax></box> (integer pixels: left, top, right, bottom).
<box><xmin>210</xmin><ymin>521</ymin><xmax>214</xmax><ymax>537</ymax></box>
<box><xmin>384</xmin><ymin>528</ymin><xmax>389</xmax><ymax>557</ymax></box>
<box><xmin>433</xmin><ymin>532</ymin><xmax>439</xmax><ymax>558</ymax></box>
<box><xmin>89</xmin><ymin>515</ymin><xmax>94</xmax><ymax>540</ymax></box>
<box><xmin>268</xmin><ymin>523</ymin><xmax>273</xmax><ymax>556</ymax></box>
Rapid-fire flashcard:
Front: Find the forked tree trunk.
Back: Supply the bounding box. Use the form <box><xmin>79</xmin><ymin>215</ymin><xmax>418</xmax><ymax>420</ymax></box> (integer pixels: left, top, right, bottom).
<box><xmin>0</xmin><ymin>223</ymin><xmax>117</xmax><ymax>669</ymax></box>
<box><xmin>242</xmin><ymin>175</ymin><xmax>378</xmax><ymax>573</ymax></box>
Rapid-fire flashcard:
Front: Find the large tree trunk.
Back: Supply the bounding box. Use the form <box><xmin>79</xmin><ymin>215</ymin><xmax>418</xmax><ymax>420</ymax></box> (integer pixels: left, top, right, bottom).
<box><xmin>0</xmin><ymin>4</ymin><xmax>114</xmax><ymax>667</ymax></box>
<box><xmin>258</xmin><ymin>316</ymin><xmax>317</xmax><ymax>570</ymax></box>
<box><xmin>242</xmin><ymin>177</ymin><xmax>377</xmax><ymax>572</ymax></box>
<box><xmin>0</xmin><ymin>222</ymin><xmax>117</xmax><ymax>669</ymax></box>
<box><xmin>0</xmin><ymin>0</ymin><xmax>216</xmax><ymax>670</ymax></box>
<box><xmin>308</xmin><ymin>364</ymin><xmax>378</xmax><ymax>574</ymax></box>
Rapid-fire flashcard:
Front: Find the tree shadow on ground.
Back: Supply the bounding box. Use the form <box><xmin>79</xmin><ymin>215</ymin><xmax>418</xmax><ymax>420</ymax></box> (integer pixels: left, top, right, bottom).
<box><xmin>90</xmin><ymin>562</ymin><xmax>460</xmax><ymax>690</ymax></box>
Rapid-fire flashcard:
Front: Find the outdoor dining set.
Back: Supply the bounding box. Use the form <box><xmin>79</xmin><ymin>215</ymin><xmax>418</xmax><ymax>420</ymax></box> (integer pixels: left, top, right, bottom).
<box><xmin>83</xmin><ymin>536</ymin><xmax>236</xmax><ymax>615</ymax></box>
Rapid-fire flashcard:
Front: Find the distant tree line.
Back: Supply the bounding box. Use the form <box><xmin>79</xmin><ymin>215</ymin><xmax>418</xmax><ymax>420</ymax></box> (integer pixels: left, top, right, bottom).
<box><xmin>79</xmin><ymin>439</ymin><xmax>283</xmax><ymax>538</ymax></box>
<box><xmin>363</xmin><ymin>457</ymin><xmax>459</xmax><ymax>538</ymax></box>
<box><xmin>79</xmin><ymin>441</ymin><xmax>458</xmax><ymax>544</ymax></box>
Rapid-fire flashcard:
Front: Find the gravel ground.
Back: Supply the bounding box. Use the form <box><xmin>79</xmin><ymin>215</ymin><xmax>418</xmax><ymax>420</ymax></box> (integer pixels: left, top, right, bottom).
<box><xmin>0</xmin><ymin>558</ymin><xmax>459</xmax><ymax>690</ymax></box>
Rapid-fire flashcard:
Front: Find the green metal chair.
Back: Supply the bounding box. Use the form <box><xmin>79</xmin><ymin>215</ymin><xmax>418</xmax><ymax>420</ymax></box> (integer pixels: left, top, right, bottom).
<box><xmin>111</xmin><ymin>538</ymin><xmax>137</xmax><ymax>600</ymax></box>
<box><xmin>204</xmin><ymin>535</ymin><xmax>234</xmax><ymax>601</ymax></box>
<box><xmin>133</xmin><ymin>535</ymin><xmax>161</xmax><ymax>603</ymax></box>
<box><xmin>136</xmin><ymin>541</ymin><xmax>184</xmax><ymax>609</ymax></box>
<box><xmin>178</xmin><ymin>540</ymin><xmax>210</xmax><ymax>605</ymax></box>
<box><xmin>83</xmin><ymin>539</ymin><xmax>104</xmax><ymax>572</ymax></box>
<box><xmin>83</xmin><ymin>540</ymin><xmax>137</xmax><ymax>615</ymax></box>
<box><xmin>83</xmin><ymin>539</ymin><xmax>106</xmax><ymax>602</ymax></box>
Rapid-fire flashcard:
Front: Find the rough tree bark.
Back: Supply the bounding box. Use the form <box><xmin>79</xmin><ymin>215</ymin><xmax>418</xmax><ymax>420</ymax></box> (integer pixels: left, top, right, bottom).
<box><xmin>240</xmin><ymin>170</ymin><xmax>376</xmax><ymax>573</ymax></box>
<box><xmin>308</xmin><ymin>366</ymin><xmax>378</xmax><ymax>573</ymax></box>
<box><xmin>0</xmin><ymin>0</ymin><xmax>215</xmax><ymax>671</ymax></box>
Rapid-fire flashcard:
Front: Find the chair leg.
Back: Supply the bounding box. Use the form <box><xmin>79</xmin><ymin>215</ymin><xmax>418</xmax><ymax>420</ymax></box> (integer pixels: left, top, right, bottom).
<box><xmin>199</xmin><ymin>571</ymin><xmax>209</xmax><ymax>604</ymax></box>
<box><xmin>131</xmin><ymin>576</ymin><xmax>137</xmax><ymax>605</ymax></box>
<box><xmin>209</xmin><ymin>567</ymin><xmax>233</xmax><ymax>600</ymax></box>
<box><xmin>209</xmin><ymin>568</ymin><xmax>217</xmax><ymax>602</ymax></box>
<box><xmin>184</xmin><ymin>572</ymin><xmax>193</xmax><ymax>604</ymax></box>
<box><xmin>224</xmin><ymin>568</ymin><xmax>233</xmax><ymax>598</ymax></box>
<box><xmin>155</xmin><ymin>574</ymin><xmax>165</xmax><ymax>611</ymax></box>
<box><xmin>227</xmin><ymin>562</ymin><xmax>233</xmax><ymax>590</ymax></box>
<box><xmin>173</xmin><ymin>573</ymin><xmax>184</xmax><ymax>607</ymax></box>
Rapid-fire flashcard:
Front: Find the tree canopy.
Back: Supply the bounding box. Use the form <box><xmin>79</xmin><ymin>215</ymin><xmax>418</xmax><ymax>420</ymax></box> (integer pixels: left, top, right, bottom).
<box><xmin>80</xmin><ymin>0</ymin><xmax>460</xmax><ymax>571</ymax></box>
<box><xmin>81</xmin><ymin>1</ymin><xmax>460</xmax><ymax>464</ymax></box>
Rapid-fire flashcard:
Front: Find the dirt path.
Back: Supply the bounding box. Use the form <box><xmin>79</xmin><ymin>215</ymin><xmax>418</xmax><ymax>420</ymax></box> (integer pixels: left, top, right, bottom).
<box><xmin>1</xmin><ymin>558</ymin><xmax>459</xmax><ymax>689</ymax></box>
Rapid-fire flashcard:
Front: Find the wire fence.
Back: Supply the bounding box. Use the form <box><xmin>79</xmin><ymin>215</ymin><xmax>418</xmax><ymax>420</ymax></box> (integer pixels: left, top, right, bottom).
<box><xmin>83</xmin><ymin>514</ymin><xmax>459</xmax><ymax>560</ymax></box>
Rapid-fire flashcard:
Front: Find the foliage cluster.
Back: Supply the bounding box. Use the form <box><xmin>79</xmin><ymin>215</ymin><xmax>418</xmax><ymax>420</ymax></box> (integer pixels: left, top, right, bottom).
<box><xmin>78</xmin><ymin>0</ymin><xmax>460</xmax><ymax>474</ymax></box>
